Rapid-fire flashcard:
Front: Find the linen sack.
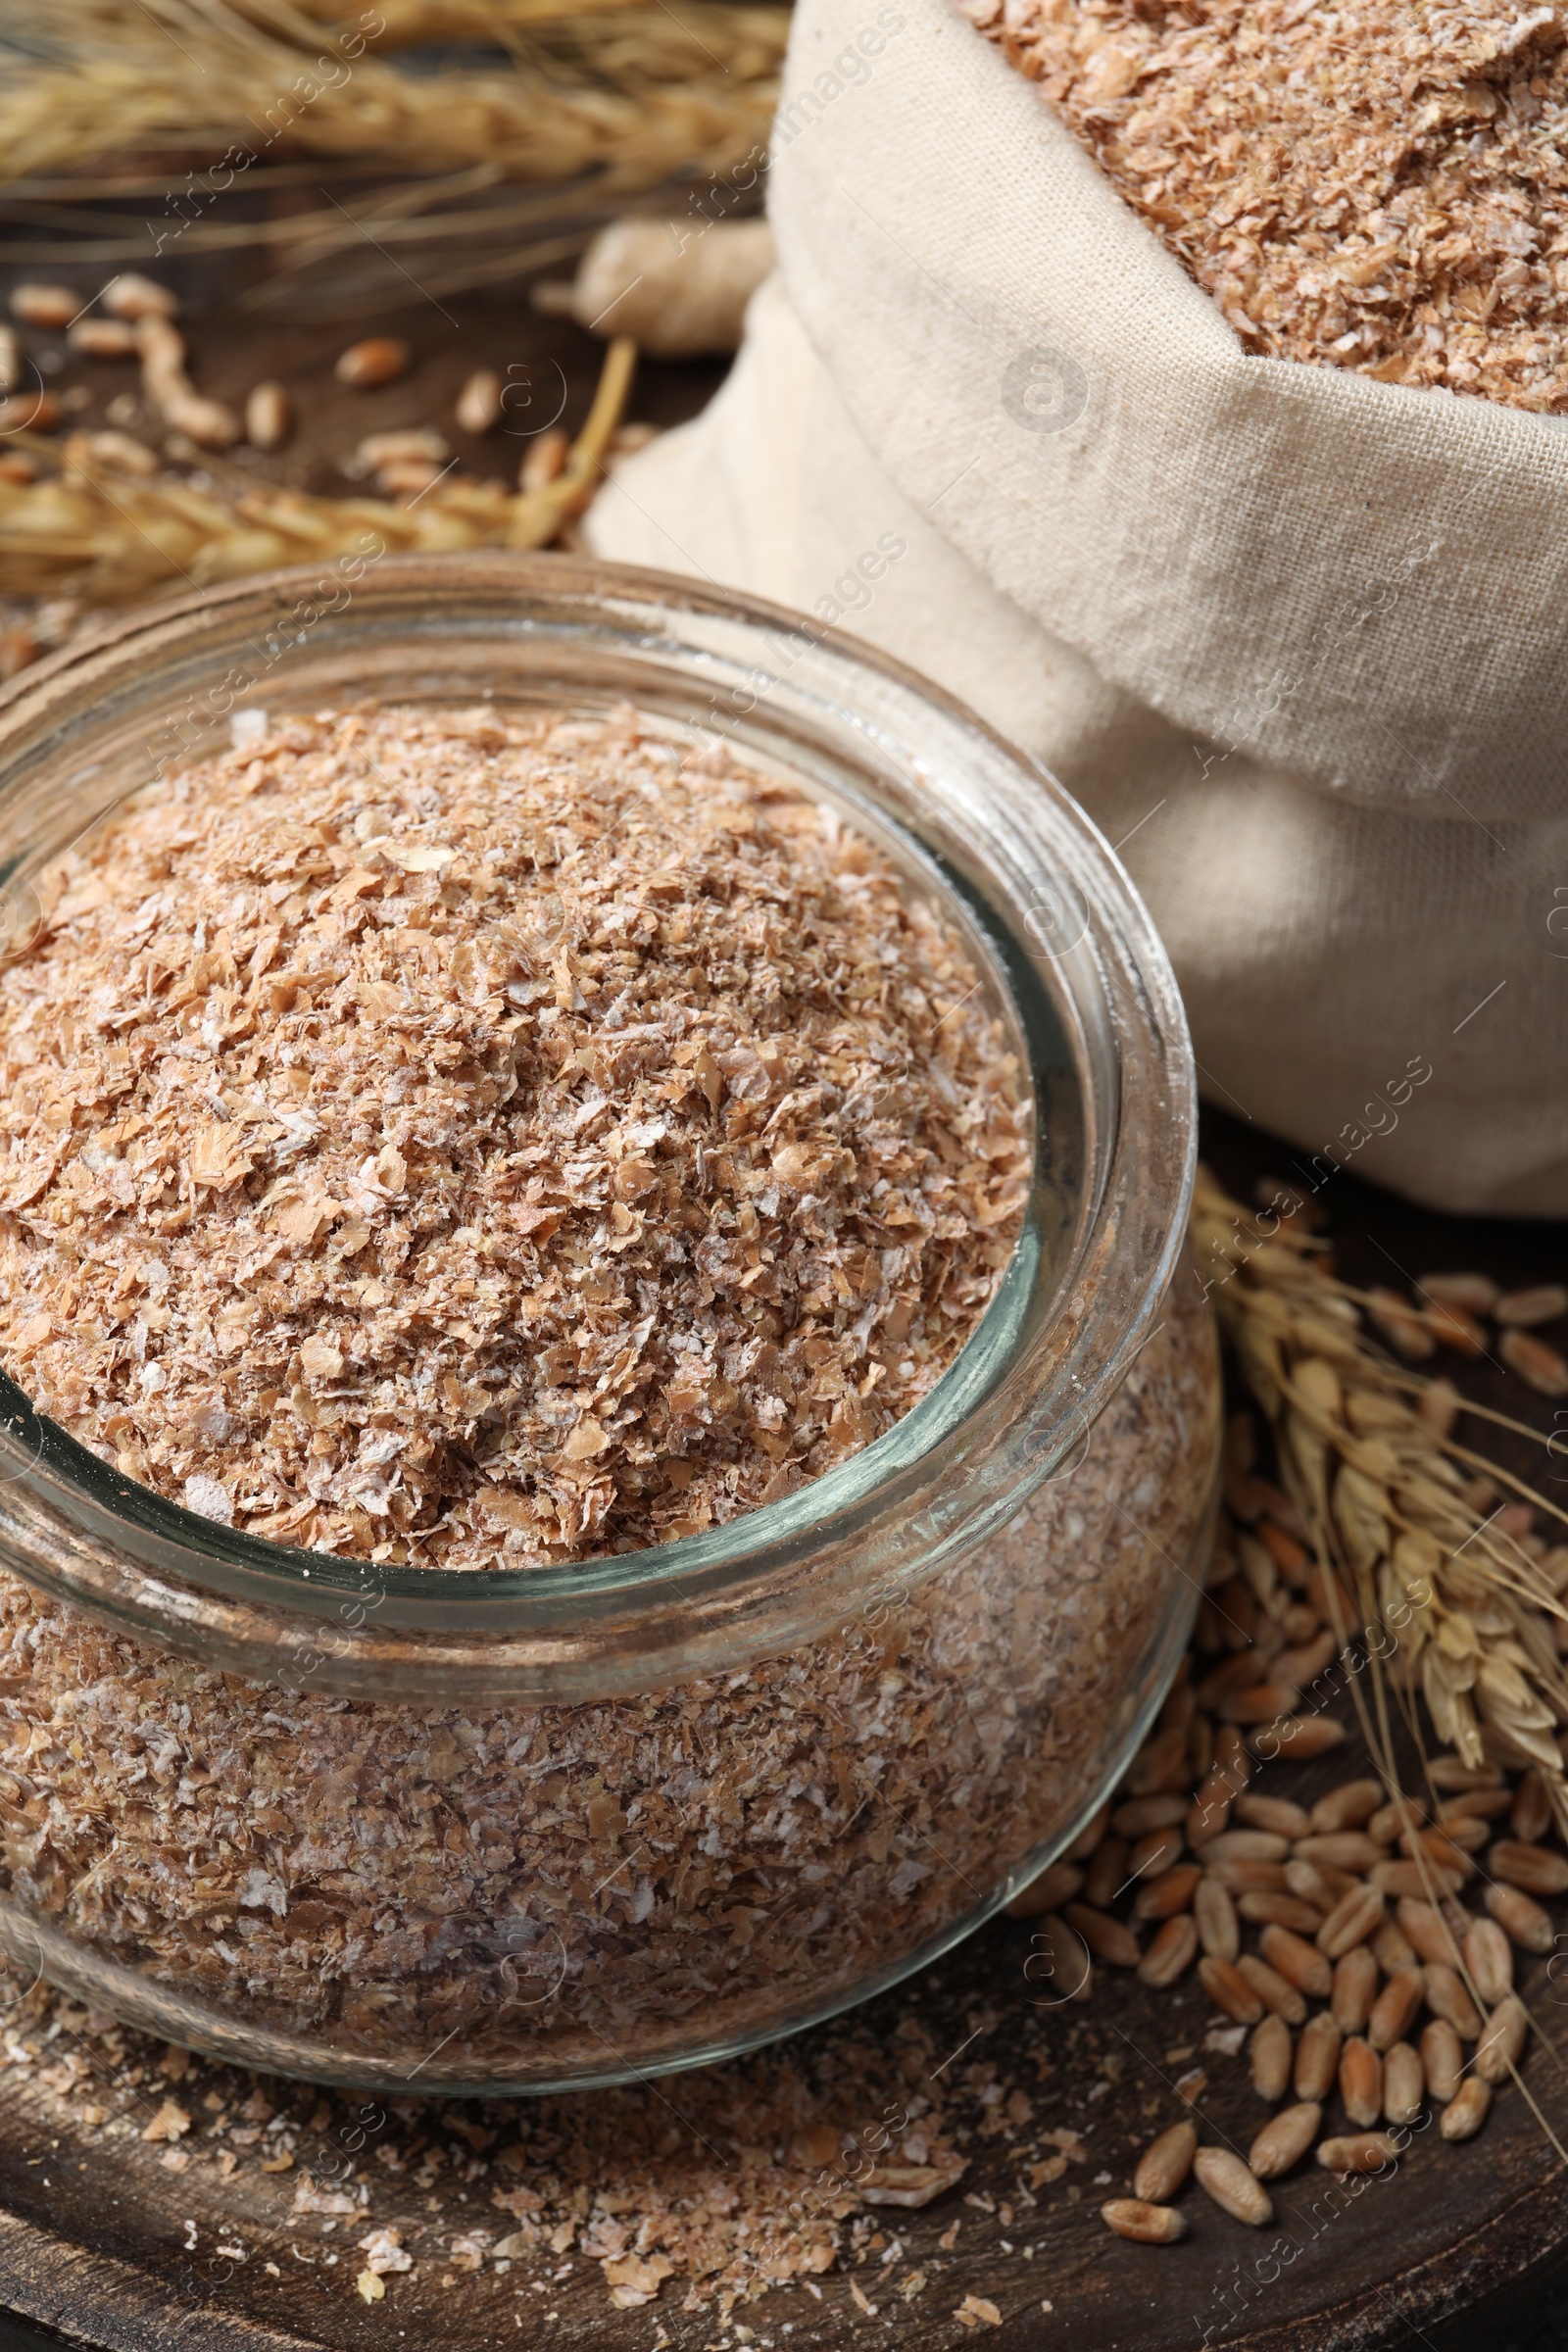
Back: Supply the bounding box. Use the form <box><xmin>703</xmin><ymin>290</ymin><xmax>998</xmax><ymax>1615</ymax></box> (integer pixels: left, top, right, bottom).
<box><xmin>585</xmin><ymin>0</ymin><xmax>1568</xmax><ymax>1214</ymax></box>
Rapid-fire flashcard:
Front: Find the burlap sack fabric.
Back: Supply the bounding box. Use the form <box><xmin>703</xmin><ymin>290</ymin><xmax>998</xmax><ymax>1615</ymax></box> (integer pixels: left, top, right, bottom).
<box><xmin>586</xmin><ymin>0</ymin><xmax>1568</xmax><ymax>1214</ymax></box>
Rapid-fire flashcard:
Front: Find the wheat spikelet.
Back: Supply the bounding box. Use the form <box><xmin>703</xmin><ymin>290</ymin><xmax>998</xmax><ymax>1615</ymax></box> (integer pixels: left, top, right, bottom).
<box><xmin>254</xmin><ymin>0</ymin><xmax>774</xmax><ymax>42</ymax></box>
<box><xmin>1191</xmin><ymin>1168</ymin><xmax>1568</xmax><ymax>1832</ymax></box>
<box><xmin>202</xmin><ymin>0</ymin><xmax>788</xmax><ymax>74</ymax></box>
<box><xmin>338</xmin><ymin>0</ymin><xmax>792</xmax><ymax>82</ymax></box>
<box><xmin>0</xmin><ymin>1</ymin><xmax>785</xmax><ymax>188</ymax></box>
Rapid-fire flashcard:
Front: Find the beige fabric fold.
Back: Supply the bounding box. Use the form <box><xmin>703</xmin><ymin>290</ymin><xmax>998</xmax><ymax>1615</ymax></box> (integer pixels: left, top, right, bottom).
<box><xmin>587</xmin><ymin>0</ymin><xmax>1568</xmax><ymax>1212</ymax></box>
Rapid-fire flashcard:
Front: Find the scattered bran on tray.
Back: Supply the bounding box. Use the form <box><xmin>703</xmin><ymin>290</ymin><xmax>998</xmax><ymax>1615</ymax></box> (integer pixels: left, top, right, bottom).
<box><xmin>0</xmin><ymin>1966</ymin><xmax>1087</xmax><ymax>2320</ymax></box>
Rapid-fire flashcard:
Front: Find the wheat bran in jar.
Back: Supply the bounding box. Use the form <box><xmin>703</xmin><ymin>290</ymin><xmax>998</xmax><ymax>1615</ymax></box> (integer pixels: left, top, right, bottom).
<box><xmin>0</xmin><ymin>1261</ymin><xmax>1213</xmax><ymax>2078</ymax></box>
<box><xmin>0</xmin><ymin>701</ymin><xmax>1027</xmax><ymax>1564</ymax></box>
<box><xmin>0</xmin><ymin>696</ymin><xmax>1218</xmax><ymax>2082</ymax></box>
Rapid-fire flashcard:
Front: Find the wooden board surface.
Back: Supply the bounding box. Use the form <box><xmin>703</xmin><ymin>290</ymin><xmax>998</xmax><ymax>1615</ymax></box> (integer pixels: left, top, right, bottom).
<box><xmin>0</xmin><ymin>1888</ymin><xmax>1560</xmax><ymax>2352</ymax></box>
<box><xmin>0</xmin><ymin>265</ymin><xmax>1565</xmax><ymax>2349</ymax></box>
<box><xmin>0</xmin><ymin>1111</ymin><xmax>1557</xmax><ymax>2352</ymax></box>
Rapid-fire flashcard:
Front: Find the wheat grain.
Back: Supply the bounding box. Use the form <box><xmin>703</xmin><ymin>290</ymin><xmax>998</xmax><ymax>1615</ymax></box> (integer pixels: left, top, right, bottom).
<box><xmin>1209</xmin><ymin>1856</ymin><xmax>1291</xmax><ymax>1894</ymax></box>
<box><xmin>1372</xmin><ymin>1919</ymin><xmax>1419</xmax><ymax>1975</ymax></box>
<box><xmin>1486</xmin><ymin>1884</ymin><xmax>1553</xmax><ymax>1954</ymax></box>
<box><xmin>1317</xmin><ymin>1884</ymin><xmax>1386</xmax><ymax>1960</ymax></box>
<box><xmin>1135</xmin><ymin>1862</ymin><xmax>1201</xmax><ymax>1923</ymax></box>
<box><xmin>102</xmin><ymin>272</ymin><xmax>176</xmax><ymax>322</ymax></box>
<box><xmin>1327</xmin><ymin>1950</ymin><xmax>1378</xmax><ymax>2041</ymax></box>
<box><xmin>1129</xmin><ymin>1827</ymin><xmax>1186</xmax><ymax>1881</ymax></box>
<box><xmin>1063</xmin><ymin>1904</ymin><xmax>1139</xmax><ymax>1970</ymax></box>
<box><xmin>1382</xmin><ymin>2043</ymin><xmax>1424</xmax><ymax>2129</ymax></box>
<box><xmin>1421</xmin><ymin>1274</ymin><xmax>1500</xmax><ymax>1317</ymax></box>
<box><xmin>1200</xmin><ymin>1830</ymin><xmax>1290</xmax><ymax>1864</ymax></box>
<box><xmin>1491</xmin><ymin>1842</ymin><xmax>1568</xmax><ymax>1896</ymax></box>
<box><xmin>1101</xmin><ymin>2199</ymin><xmax>1186</xmax><ymax>2244</ymax></box>
<box><xmin>1253</xmin><ymin>1716</ymin><xmax>1346</xmax><ymax>1760</ymax></box>
<box><xmin>1511</xmin><ymin>1770</ymin><xmax>1554</xmax><ymax>1840</ymax></box>
<box><xmin>1476</xmin><ymin>1995</ymin><xmax>1529</xmax><ymax>2085</ymax></box>
<box><xmin>1200</xmin><ymin>1956</ymin><xmax>1264</xmax><ymax>2026</ymax></box>
<box><xmin>1194</xmin><ymin>1877</ymin><xmax>1240</xmax><ymax>1964</ymax></box>
<box><xmin>1421</xmin><ymin>2019</ymin><xmax>1465</xmax><ymax>2103</ymax></box>
<box><xmin>1004</xmin><ymin>1862</ymin><xmax>1082</xmax><ymax>1923</ymax></box>
<box><xmin>1248</xmin><ymin>2101</ymin><xmax>1320</xmax><ymax>2180</ymax></box>
<box><xmin>1138</xmin><ymin>1915</ymin><xmax>1199</xmax><ymax>1988</ymax></box>
<box><xmin>9</xmin><ymin>285</ymin><xmax>76</xmax><ymax>329</ymax></box>
<box><xmin>1295</xmin><ymin>2012</ymin><xmax>1343</xmax><ymax>2102</ymax></box>
<box><xmin>1289</xmin><ymin>1860</ymin><xmax>1351</xmax><ymax>1911</ymax></box>
<box><xmin>1497</xmin><ymin>1286</ymin><xmax>1568</xmax><ymax>1329</ymax></box>
<box><xmin>1258</xmin><ymin>1924</ymin><xmax>1331</xmax><ymax>2000</ymax></box>
<box><xmin>1193</xmin><ymin>2146</ymin><xmax>1273</xmax><ymax>2226</ymax></box>
<box><xmin>0</xmin><ymin>394</ymin><xmax>59</xmax><ymax>436</ymax></box>
<box><xmin>1463</xmin><ymin>1919</ymin><xmax>1514</xmax><ymax>2007</ymax></box>
<box><xmin>1318</xmin><ymin>2132</ymin><xmax>1399</xmax><ymax>2175</ymax></box>
<box><xmin>1367</xmin><ymin>1968</ymin><xmax>1424</xmax><ymax>2054</ymax></box>
<box><xmin>1440</xmin><ymin>2080</ymin><xmax>1493</xmax><ymax>2141</ymax></box>
<box><xmin>1248</xmin><ymin>2013</ymin><xmax>1294</xmax><ymax>2102</ymax></box>
<box><xmin>1133</xmin><ymin>2121</ymin><xmax>1196</xmax><ymax>2204</ymax></box>
<box><xmin>1423</xmin><ymin>1964</ymin><xmax>1482</xmax><ymax>2041</ymax></box>
<box><xmin>1316</xmin><ymin>1778</ymin><xmax>1382</xmax><ymax>1835</ymax></box>
<box><xmin>1240</xmin><ymin>1891</ymin><xmax>1324</xmax><ymax>1933</ymax></box>
<box><xmin>455</xmin><ymin>367</ymin><xmax>503</xmax><ymax>435</ymax></box>
<box><xmin>1499</xmin><ymin>1330</ymin><xmax>1568</xmax><ymax>1398</ymax></box>
<box><xmin>68</xmin><ymin>319</ymin><xmax>137</xmax><ymax>357</ymax></box>
<box><xmin>1112</xmin><ymin>1793</ymin><xmax>1187</xmax><ymax>1836</ymax></box>
<box><xmin>244</xmin><ymin>381</ymin><xmax>291</xmax><ymax>451</ymax></box>
<box><xmin>1339</xmin><ymin>2037</ymin><xmax>1383</xmax><ymax>2129</ymax></box>
<box><xmin>335</xmin><ymin>336</ymin><xmax>409</xmax><ymax>388</ymax></box>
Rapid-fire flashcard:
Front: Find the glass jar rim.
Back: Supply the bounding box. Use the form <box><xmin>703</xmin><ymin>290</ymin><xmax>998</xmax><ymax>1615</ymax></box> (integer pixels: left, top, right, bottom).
<box><xmin>0</xmin><ymin>553</ymin><xmax>1195</xmax><ymax>1699</ymax></box>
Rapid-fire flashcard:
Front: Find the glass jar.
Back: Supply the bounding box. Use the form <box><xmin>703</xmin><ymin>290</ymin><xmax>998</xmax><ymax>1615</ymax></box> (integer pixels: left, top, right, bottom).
<box><xmin>0</xmin><ymin>554</ymin><xmax>1218</xmax><ymax>2093</ymax></box>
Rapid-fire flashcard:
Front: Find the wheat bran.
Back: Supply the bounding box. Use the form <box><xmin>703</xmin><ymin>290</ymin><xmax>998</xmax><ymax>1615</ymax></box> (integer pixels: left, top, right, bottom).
<box><xmin>961</xmin><ymin>0</ymin><xmax>1568</xmax><ymax>414</ymax></box>
<box><xmin>0</xmin><ymin>1260</ymin><xmax>1214</xmax><ymax>2083</ymax></box>
<box><xmin>0</xmin><ymin>701</ymin><xmax>1027</xmax><ymax>1568</ymax></box>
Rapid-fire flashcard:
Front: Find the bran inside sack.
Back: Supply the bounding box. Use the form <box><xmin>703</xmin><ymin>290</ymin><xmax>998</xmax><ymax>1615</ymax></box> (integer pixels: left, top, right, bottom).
<box><xmin>962</xmin><ymin>0</ymin><xmax>1568</xmax><ymax>415</ymax></box>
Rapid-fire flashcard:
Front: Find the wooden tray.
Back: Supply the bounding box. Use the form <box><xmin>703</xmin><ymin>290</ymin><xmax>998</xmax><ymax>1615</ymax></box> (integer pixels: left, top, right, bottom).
<box><xmin>0</xmin><ymin>264</ymin><xmax>1564</xmax><ymax>2344</ymax></box>
<box><xmin>0</xmin><ymin>1937</ymin><xmax>1559</xmax><ymax>2352</ymax></box>
<box><xmin>0</xmin><ymin>1789</ymin><xmax>1561</xmax><ymax>2352</ymax></box>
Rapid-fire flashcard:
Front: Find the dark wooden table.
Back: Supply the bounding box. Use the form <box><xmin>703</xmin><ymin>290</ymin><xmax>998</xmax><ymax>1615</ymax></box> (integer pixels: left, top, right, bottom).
<box><xmin>0</xmin><ymin>257</ymin><xmax>1566</xmax><ymax>2349</ymax></box>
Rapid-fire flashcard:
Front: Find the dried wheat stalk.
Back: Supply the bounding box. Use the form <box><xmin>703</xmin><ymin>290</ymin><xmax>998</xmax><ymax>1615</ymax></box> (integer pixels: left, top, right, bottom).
<box><xmin>0</xmin><ymin>336</ymin><xmax>635</xmax><ymax>604</ymax></box>
<box><xmin>1016</xmin><ymin>1173</ymin><xmax>1568</xmax><ymax>2226</ymax></box>
<box><xmin>254</xmin><ymin>0</ymin><xmax>775</xmax><ymax>44</ymax></box>
<box><xmin>346</xmin><ymin>0</ymin><xmax>791</xmax><ymax>83</ymax></box>
<box><xmin>0</xmin><ymin>1</ymin><xmax>785</xmax><ymax>188</ymax></box>
<box><xmin>1191</xmin><ymin>1169</ymin><xmax>1568</xmax><ymax>1829</ymax></box>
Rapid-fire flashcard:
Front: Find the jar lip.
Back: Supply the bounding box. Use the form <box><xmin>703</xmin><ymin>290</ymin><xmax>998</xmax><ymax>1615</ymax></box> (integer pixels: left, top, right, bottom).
<box><xmin>0</xmin><ymin>553</ymin><xmax>1195</xmax><ymax>1690</ymax></box>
